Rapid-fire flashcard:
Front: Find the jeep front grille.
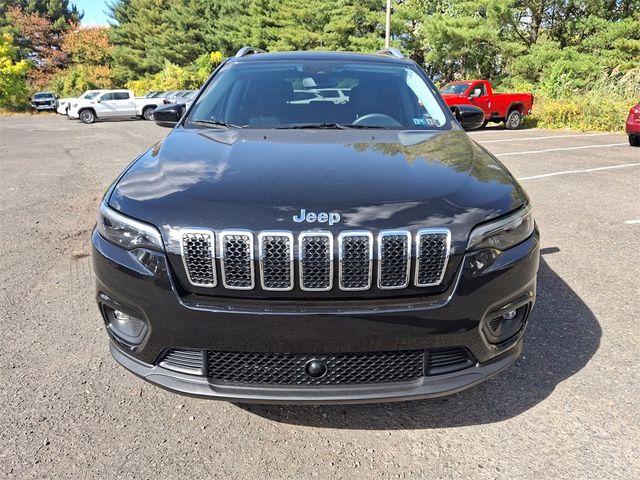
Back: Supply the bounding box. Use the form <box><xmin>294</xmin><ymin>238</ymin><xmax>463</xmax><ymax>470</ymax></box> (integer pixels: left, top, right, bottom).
<box><xmin>299</xmin><ymin>232</ymin><xmax>333</xmax><ymax>291</ymax></box>
<box><xmin>180</xmin><ymin>228</ymin><xmax>451</xmax><ymax>292</ymax></box>
<box><xmin>220</xmin><ymin>231</ymin><xmax>254</xmax><ymax>289</ymax></box>
<box><xmin>180</xmin><ymin>230</ymin><xmax>216</xmax><ymax>287</ymax></box>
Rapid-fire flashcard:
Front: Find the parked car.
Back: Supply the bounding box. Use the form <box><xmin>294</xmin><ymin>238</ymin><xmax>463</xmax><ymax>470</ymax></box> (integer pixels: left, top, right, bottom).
<box><xmin>68</xmin><ymin>89</ymin><xmax>162</xmax><ymax>123</ymax></box>
<box><xmin>626</xmin><ymin>102</ymin><xmax>640</xmax><ymax>146</ymax></box>
<box><xmin>93</xmin><ymin>47</ymin><xmax>539</xmax><ymax>403</ymax></box>
<box><xmin>291</xmin><ymin>88</ymin><xmax>350</xmax><ymax>105</ymax></box>
<box><xmin>172</xmin><ymin>90</ymin><xmax>197</xmax><ymax>105</ymax></box>
<box><xmin>440</xmin><ymin>80</ymin><xmax>534</xmax><ymax>129</ymax></box>
<box><xmin>142</xmin><ymin>91</ymin><xmax>163</xmax><ymax>98</ymax></box>
<box><xmin>57</xmin><ymin>90</ymin><xmax>102</xmax><ymax>115</ymax></box>
<box><xmin>31</xmin><ymin>92</ymin><xmax>58</xmax><ymax>111</ymax></box>
<box><xmin>165</xmin><ymin>90</ymin><xmax>188</xmax><ymax>103</ymax></box>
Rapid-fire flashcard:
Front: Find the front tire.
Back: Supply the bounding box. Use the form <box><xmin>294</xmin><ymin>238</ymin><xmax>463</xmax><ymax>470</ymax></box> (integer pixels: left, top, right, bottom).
<box><xmin>79</xmin><ymin>109</ymin><xmax>96</xmax><ymax>124</ymax></box>
<box><xmin>505</xmin><ymin>110</ymin><xmax>522</xmax><ymax>130</ymax></box>
<box><xmin>630</xmin><ymin>135</ymin><xmax>640</xmax><ymax>147</ymax></box>
<box><xmin>142</xmin><ymin>106</ymin><xmax>155</xmax><ymax>121</ymax></box>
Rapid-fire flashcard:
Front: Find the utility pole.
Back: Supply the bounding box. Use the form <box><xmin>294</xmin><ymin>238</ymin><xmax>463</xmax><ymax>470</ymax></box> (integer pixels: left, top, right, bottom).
<box><xmin>385</xmin><ymin>0</ymin><xmax>391</xmax><ymax>48</ymax></box>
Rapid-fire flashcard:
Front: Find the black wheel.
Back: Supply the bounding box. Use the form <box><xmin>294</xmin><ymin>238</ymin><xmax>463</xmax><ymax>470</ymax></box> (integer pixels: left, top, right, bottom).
<box><xmin>79</xmin><ymin>109</ymin><xmax>96</xmax><ymax>124</ymax></box>
<box><xmin>505</xmin><ymin>110</ymin><xmax>522</xmax><ymax>130</ymax></box>
<box><xmin>142</xmin><ymin>106</ymin><xmax>155</xmax><ymax>121</ymax></box>
<box><xmin>629</xmin><ymin>135</ymin><xmax>640</xmax><ymax>147</ymax></box>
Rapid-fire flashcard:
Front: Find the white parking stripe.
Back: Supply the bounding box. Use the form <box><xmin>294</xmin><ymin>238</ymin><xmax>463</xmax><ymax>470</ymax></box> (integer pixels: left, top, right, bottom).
<box><xmin>476</xmin><ymin>133</ymin><xmax>616</xmax><ymax>144</ymax></box>
<box><xmin>496</xmin><ymin>143</ymin><xmax>628</xmax><ymax>156</ymax></box>
<box><xmin>625</xmin><ymin>219</ymin><xmax>640</xmax><ymax>225</ymax></box>
<box><xmin>518</xmin><ymin>162</ymin><xmax>640</xmax><ymax>180</ymax></box>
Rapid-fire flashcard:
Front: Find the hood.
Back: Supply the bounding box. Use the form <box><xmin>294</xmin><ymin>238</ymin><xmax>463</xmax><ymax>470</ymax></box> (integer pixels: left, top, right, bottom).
<box><xmin>440</xmin><ymin>93</ymin><xmax>467</xmax><ymax>105</ymax></box>
<box><xmin>108</xmin><ymin>128</ymin><xmax>526</xmax><ymax>250</ymax></box>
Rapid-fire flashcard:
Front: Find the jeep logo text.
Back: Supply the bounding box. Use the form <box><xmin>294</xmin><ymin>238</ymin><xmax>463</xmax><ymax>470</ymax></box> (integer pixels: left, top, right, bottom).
<box><xmin>293</xmin><ymin>209</ymin><xmax>341</xmax><ymax>225</ymax></box>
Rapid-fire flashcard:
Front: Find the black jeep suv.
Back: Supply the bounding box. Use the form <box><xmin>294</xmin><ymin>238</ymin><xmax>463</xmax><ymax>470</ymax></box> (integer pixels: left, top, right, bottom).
<box><xmin>92</xmin><ymin>48</ymin><xmax>539</xmax><ymax>403</ymax></box>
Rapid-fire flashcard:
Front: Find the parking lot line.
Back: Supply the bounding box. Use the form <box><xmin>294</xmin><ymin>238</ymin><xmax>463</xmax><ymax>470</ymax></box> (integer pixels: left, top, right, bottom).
<box><xmin>625</xmin><ymin>219</ymin><xmax>640</xmax><ymax>225</ymax></box>
<box><xmin>518</xmin><ymin>162</ymin><xmax>640</xmax><ymax>180</ymax></box>
<box><xmin>476</xmin><ymin>133</ymin><xmax>615</xmax><ymax>144</ymax></box>
<box><xmin>496</xmin><ymin>143</ymin><xmax>628</xmax><ymax>156</ymax></box>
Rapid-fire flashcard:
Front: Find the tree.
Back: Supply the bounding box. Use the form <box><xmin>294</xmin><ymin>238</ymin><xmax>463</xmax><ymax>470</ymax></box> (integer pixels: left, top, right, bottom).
<box><xmin>6</xmin><ymin>6</ymin><xmax>67</xmax><ymax>87</ymax></box>
<box><xmin>0</xmin><ymin>32</ymin><xmax>30</xmax><ymax>109</ymax></box>
<box><xmin>108</xmin><ymin>0</ymin><xmax>215</xmax><ymax>82</ymax></box>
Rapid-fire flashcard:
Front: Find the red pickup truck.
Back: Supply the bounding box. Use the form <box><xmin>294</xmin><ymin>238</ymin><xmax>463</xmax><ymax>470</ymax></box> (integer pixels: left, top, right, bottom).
<box><xmin>440</xmin><ymin>80</ymin><xmax>534</xmax><ymax>129</ymax></box>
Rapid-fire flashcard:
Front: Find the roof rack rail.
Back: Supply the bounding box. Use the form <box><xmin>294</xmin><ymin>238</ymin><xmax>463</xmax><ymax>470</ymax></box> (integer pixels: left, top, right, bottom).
<box><xmin>376</xmin><ymin>48</ymin><xmax>404</xmax><ymax>59</ymax></box>
<box><xmin>235</xmin><ymin>46</ymin><xmax>267</xmax><ymax>58</ymax></box>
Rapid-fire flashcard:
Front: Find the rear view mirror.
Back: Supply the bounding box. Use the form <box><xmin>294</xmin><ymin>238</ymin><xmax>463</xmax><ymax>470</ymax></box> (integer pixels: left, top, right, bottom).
<box><xmin>451</xmin><ymin>105</ymin><xmax>485</xmax><ymax>131</ymax></box>
<box><xmin>154</xmin><ymin>103</ymin><xmax>183</xmax><ymax>128</ymax></box>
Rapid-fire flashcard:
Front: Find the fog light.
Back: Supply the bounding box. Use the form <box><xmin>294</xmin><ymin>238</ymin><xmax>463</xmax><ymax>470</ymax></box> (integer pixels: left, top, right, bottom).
<box><xmin>105</xmin><ymin>307</ymin><xmax>148</xmax><ymax>346</ymax></box>
<box><xmin>483</xmin><ymin>305</ymin><xmax>530</xmax><ymax>344</ymax></box>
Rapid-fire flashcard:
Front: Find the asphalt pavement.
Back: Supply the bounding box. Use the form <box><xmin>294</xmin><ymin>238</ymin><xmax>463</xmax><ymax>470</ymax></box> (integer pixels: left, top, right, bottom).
<box><xmin>1</xmin><ymin>115</ymin><xmax>638</xmax><ymax>479</ymax></box>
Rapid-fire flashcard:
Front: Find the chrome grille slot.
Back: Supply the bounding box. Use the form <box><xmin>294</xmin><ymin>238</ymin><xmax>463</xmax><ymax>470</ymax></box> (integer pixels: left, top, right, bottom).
<box><xmin>299</xmin><ymin>232</ymin><xmax>333</xmax><ymax>291</ymax></box>
<box><xmin>258</xmin><ymin>232</ymin><xmax>293</xmax><ymax>291</ymax></box>
<box><xmin>415</xmin><ymin>229</ymin><xmax>450</xmax><ymax>287</ymax></box>
<box><xmin>180</xmin><ymin>230</ymin><xmax>216</xmax><ymax>287</ymax></box>
<box><xmin>378</xmin><ymin>231</ymin><xmax>411</xmax><ymax>289</ymax></box>
<box><xmin>159</xmin><ymin>349</ymin><xmax>205</xmax><ymax>376</ymax></box>
<box><xmin>339</xmin><ymin>232</ymin><xmax>373</xmax><ymax>290</ymax></box>
<box><xmin>220</xmin><ymin>231</ymin><xmax>254</xmax><ymax>289</ymax></box>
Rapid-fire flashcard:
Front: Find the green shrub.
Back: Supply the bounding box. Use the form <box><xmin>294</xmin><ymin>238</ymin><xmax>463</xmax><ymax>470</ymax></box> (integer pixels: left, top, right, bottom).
<box><xmin>0</xmin><ymin>33</ymin><xmax>31</xmax><ymax>111</ymax></box>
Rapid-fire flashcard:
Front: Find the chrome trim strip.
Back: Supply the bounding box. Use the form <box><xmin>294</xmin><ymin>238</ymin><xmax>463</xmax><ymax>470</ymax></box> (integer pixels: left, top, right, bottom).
<box><xmin>414</xmin><ymin>228</ymin><xmax>451</xmax><ymax>287</ymax></box>
<box><xmin>220</xmin><ymin>230</ymin><xmax>255</xmax><ymax>290</ymax></box>
<box><xmin>179</xmin><ymin>228</ymin><xmax>217</xmax><ymax>288</ymax></box>
<box><xmin>299</xmin><ymin>231</ymin><xmax>334</xmax><ymax>292</ymax></box>
<box><xmin>377</xmin><ymin>230</ymin><xmax>411</xmax><ymax>290</ymax></box>
<box><xmin>258</xmin><ymin>231</ymin><xmax>294</xmax><ymax>291</ymax></box>
<box><xmin>338</xmin><ymin>231</ymin><xmax>373</xmax><ymax>291</ymax></box>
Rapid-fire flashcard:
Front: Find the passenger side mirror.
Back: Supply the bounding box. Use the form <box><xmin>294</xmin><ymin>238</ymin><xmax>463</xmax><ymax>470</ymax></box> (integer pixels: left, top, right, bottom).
<box><xmin>154</xmin><ymin>103</ymin><xmax>183</xmax><ymax>128</ymax></box>
<box><xmin>451</xmin><ymin>105</ymin><xmax>485</xmax><ymax>131</ymax></box>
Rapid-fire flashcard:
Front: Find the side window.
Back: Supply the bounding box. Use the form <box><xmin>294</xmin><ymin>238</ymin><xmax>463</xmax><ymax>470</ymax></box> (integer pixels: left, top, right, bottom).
<box><xmin>473</xmin><ymin>83</ymin><xmax>486</xmax><ymax>96</ymax></box>
<box><xmin>113</xmin><ymin>92</ymin><xmax>130</xmax><ymax>100</ymax></box>
<box><xmin>100</xmin><ymin>93</ymin><xmax>114</xmax><ymax>101</ymax></box>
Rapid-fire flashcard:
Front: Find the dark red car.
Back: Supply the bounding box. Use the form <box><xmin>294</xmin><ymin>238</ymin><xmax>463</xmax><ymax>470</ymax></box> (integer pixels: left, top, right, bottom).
<box><xmin>626</xmin><ymin>102</ymin><xmax>640</xmax><ymax>146</ymax></box>
<box><xmin>440</xmin><ymin>80</ymin><xmax>534</xmax><ymax>130</ymax></box>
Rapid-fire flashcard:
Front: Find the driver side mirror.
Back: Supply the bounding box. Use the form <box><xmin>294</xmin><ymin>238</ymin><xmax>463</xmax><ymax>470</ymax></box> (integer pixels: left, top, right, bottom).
<box><xmin>451</xmin><ymin>105</ymin><xmax>485</xmax><ymax>131</ymax></box>
<box><xmin>154</xmin><ymin>103</ymin><xmax>184</xmax><ymax>128</ymax></box>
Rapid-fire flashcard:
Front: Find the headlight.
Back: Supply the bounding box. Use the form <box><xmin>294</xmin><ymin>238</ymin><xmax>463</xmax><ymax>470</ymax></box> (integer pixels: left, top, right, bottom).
<box><xmin>97</xmin><ymin>203</ymin><xmax>163</xmax><ymax>251</ymax></box>
<box><xmin>467</xmin><ymin>205</ymin><xmax>534</xmax><ymax>251</ymax></box>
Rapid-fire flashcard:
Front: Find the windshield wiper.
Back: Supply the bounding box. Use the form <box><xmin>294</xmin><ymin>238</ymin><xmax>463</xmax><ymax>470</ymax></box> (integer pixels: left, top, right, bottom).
<box><xmin>277</xmin><ymin>123</ymin><xmax>346</xmax><ymax>129</ymax></box>
<box><xmin>191</xmin><ymin>119</ymin><xmax>243</xmax><ymax>129</ymax></box>
<box><xmin>340</xmin><ymin>124</ymin><xmax>386</xmax><ymax>129</ymax></box>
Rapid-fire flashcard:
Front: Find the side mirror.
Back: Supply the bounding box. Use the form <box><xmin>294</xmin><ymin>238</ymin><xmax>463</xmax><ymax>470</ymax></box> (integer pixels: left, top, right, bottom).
<box><xmin>154</xmin><ymin>103</ymin><xmax>184</xmax><ymax>128</ymax></box>
<box><xmin>451</xmin><ymin>105</ymin><xmax>485</xmax><ymax>131</ymax></box>
<box><xmin>96</xmin><ymin>98</ymin><xmax>102</xmax><ymax>103</ymax></box>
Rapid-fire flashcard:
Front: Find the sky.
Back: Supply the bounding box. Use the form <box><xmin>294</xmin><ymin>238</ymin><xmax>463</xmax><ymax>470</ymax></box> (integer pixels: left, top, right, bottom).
<box><xmin>74</xmin><ymin>0</ymin><xmax>111</xmax><ymax>26</ymax></box>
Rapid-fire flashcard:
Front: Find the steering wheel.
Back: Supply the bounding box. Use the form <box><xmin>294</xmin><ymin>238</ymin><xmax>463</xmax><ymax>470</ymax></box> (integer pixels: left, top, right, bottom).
<box><xmin>352</xmin><ymin>113</ymin><xmax>402</xmax><ymax>128</ymax></box>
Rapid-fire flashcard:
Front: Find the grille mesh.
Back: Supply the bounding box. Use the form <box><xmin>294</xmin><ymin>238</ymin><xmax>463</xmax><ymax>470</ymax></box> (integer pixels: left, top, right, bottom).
<box><xmin>181</xmin><ymin>231</ymin><xmax>216</xmax><ymax>286</ymax></box>
<box><xmin>221</xmin><ymin>232</ymin><xmax>253</xmax><ymax>289</ymax></box>
<box><xmin>260</xmin><ymin>233</ymin><xmax>292</xmax><ymax>290</ymax></box>
<box><xmin>300</xmin><ymin>234</ymin><xmax>332</xmax><ymax>290</ymax></box>
<box><xmin>379</xmin><ymin>233</ymin><xmax>410</xmax><ymax>288</ymax></box>
<box><xmin>427</xmin><ymin>347</ymin><xmax>474</xmax><ymax>375</ymax></box>
<box><xmin>339</xmin><ymin>234</ymin><xmax>372</xmax><ymax>290</ymax></box>
<box><xmin>207</xmin><ymin>350</ymin><xmax>424</xmax><ymax>385</ymax></box>
<box><xmin>159</xmin><ymin>349</ymin><xmax>204</xmax><ymax>375</ymax></box>
<box><xmin>416</xmin><ymin>231</ymin><xmax>449</xmax><ymax>286</ymax></box>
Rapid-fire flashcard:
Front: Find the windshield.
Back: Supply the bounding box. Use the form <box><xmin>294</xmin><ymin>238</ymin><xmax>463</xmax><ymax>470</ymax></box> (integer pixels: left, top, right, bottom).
<box><xmin>440</xmin><ymin>83</ymin><xmax>471</xmax><ymax>94</ymax></box>
<box><xmin>82</xmin><ymin>91</ymin><xmax>100</xmax><ymax>99</ymax></box>
<box><xmin>188</xmin><ymin>60</ymin><xmax>449</xmax><ymax>130</ymax></box>
<box><xmin>34</xmin><ymin>93</ymin><xmax>54</xmax><ymax>99</ymax></box>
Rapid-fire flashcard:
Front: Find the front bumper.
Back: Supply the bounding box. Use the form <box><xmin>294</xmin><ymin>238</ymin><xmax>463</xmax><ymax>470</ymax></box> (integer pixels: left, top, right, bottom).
<box><xmin>32</xmin><ymin>103</ymin><xmax>56</xmax><ymax>110</ymax></box>
<box><xmin>92</xmin><ymin>228</ymin><xmax>539</xmax><ymax>403</ymax></box>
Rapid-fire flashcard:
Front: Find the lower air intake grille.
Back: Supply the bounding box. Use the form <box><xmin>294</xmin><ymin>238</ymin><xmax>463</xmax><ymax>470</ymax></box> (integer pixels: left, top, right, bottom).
<box><xmin>159</xmin><ymin>349</ymin><xmax>204</xmax><ymax>375</ymax></box>
<box><xmin>207</xmin><ymin>350</ymin><xmax>424</xmax><ymax>385</ymax></box>
<box><xmin>426</xmin><ymin>347</ymin><xmax>474</xmax><ymax>376</ymax></box>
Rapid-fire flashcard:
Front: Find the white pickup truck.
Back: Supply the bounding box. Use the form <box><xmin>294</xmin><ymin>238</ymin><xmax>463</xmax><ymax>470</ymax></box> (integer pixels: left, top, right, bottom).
<box><xmin>67</xmin><ymin>89</ymin><xmax>162</xmax><ymax>124</ymax></box>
